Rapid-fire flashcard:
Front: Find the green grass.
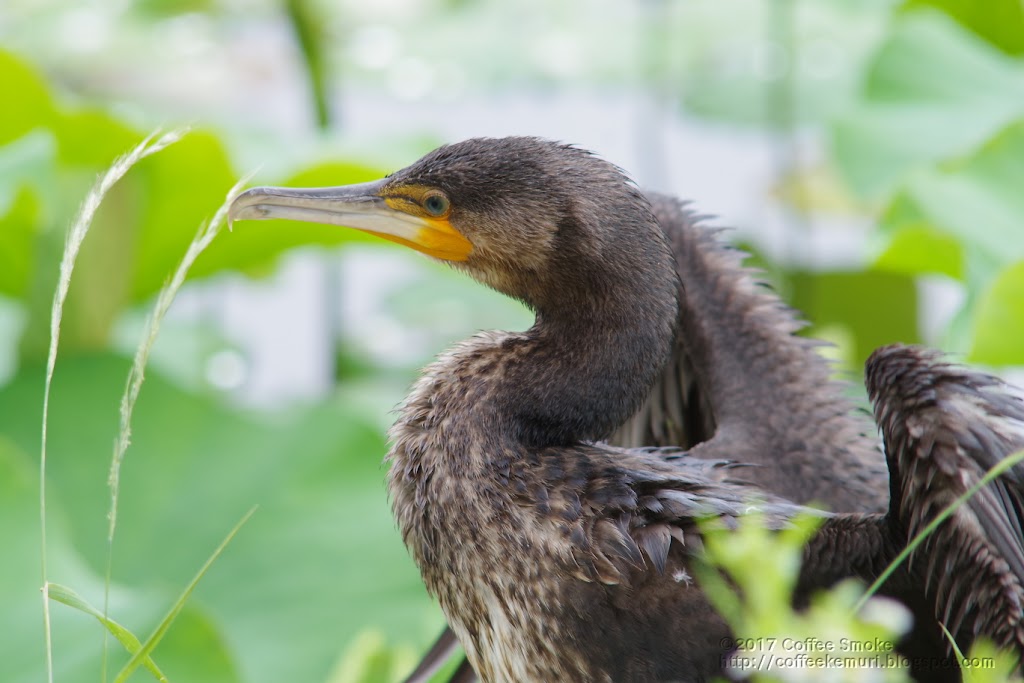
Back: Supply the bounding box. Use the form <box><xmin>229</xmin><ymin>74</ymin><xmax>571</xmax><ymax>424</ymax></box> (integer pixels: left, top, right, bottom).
<box><xmin>38</xmin><ymin>130</ymin><xmax>258</xmax><ymax>682</ymax></box>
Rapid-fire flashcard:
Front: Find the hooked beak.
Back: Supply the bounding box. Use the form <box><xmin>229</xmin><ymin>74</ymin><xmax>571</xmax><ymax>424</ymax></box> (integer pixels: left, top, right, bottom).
<box><xmin>228</xmin><ymin>179</ymin><xmax>473</xmax><ymax>261</ymax></box>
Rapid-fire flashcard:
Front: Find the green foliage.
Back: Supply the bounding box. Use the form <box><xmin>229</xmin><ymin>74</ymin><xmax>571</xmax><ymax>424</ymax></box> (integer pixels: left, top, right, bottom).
<box><xmin>971</xmin><ymin>263</ymin><xmax>1024</xmax><ymax>365</ymax></box>
<box><xmin>831</xmin><ymin>10</ymin><xmax>1024</xmax><ymax>201</ymax></box>
<box><xmin>0</xmin><ymin>48</ymin><xmax>388</xmax><ymax>360</ymax></box>
<box><xmin>0</xmin><ymin>354</ymin><xmax>439</xmax><ymax>683</ymax></box>
<box><xmin>678</xmin><ymin>2</ymin><xmax>1024</xmax><ymax>369</ymax></box>
<box><xmin>699</xmin><ymin>513</ymin><xmax>1023</xmax><ymax>683</ymax></box>
<box><xmin>834</xmin><ymin>9</ymin><xmax>1024</xmax><ymax>365</ymax></box>
<box><xmin>699</xmin><ymin>513</ymin><xmax>914</xmax><ymax>683</ymax></box>
<box><xmin>901</xmin><ymin>0</ymin><xmax>1024</xmax><ymax>56</ymax></box>
<box><xmin>959</xmin><ymin>639</ymin><xmax>1023</xmax><ymax>683</ymax></box>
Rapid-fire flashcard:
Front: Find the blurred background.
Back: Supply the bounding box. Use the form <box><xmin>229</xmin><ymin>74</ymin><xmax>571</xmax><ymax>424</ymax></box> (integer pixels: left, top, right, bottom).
<box><xmin>1</xmin><ymin>0</ymin><xmax>1022</xmax><ymax>681</ymax></box>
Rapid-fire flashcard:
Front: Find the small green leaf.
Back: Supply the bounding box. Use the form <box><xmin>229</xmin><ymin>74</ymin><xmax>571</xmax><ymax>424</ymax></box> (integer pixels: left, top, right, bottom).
<box><xmin>48</xmin><ymin>583</ymin><xmax>168</xmax><ymax>682</ymax></box>
<box><xmin>969</xmin><ymin>261</ymin><xmax>1024</xmax><ymax>366</ymax></box>
<box><xmin>113</xmin><ymin>508</ymin><xmax>256</xmax><ymax>683</ymax></box>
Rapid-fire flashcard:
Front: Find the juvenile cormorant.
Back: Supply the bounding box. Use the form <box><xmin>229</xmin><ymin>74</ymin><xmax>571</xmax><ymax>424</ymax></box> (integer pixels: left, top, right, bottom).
<box><xmin>229</xmin><ymin>137</ymin><xmax>1024</xmax><ymax>682</ymax></box>
<box><xmin>401</xmin><ymin>190</ymin><xmax>891</xmax><ymax>683</ymax></box>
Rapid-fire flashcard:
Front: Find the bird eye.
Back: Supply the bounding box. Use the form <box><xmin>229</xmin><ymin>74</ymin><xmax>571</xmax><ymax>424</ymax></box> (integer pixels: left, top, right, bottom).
<box><xmin>423</xmin><ymin>193</ymin><xmax>450</xmax><ymax>216</ymax></box>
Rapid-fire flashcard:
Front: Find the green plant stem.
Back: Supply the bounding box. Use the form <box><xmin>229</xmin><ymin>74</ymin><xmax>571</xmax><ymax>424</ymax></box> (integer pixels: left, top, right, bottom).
<box><xmin>113</xmin><ymin>507</ymin><xmax>257</xmax><ymax>683</ymax></box>
<box><xmin>102</xmin><ymin>170</ymin><xmax>253</xmax><ymax>679</ymax></box>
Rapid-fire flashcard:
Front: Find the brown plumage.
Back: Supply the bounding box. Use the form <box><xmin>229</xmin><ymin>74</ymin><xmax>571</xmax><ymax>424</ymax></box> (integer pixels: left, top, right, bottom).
<box><xmin>616</xmin><ymin>194</ymin><xmax>886</xmax><ymax>511</ymax></box>
<box><xmin>228</xmin><ymin>137</ymin><xmax>1024</xmax><ymax>682</ymax></box>
<box><xmin>404</xmin><ymin>175</ymin><xmax>889</xmax><ymax>683</ymax></box>
<box><xmin>867</xmin><ymin>345</ymin><xmax>1024</xmax><ymax>653</ymax></box>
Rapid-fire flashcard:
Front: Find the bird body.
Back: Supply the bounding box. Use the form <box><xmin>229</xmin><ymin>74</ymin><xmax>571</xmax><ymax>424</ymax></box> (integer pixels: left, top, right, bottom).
<box><xmin>389</xmin><ymin>339</ymin><xmax>774</xmax><ymax>681</ymax></box>
<box><xmin>229</xmin><ymin>137</ymin><xmax>1024</xmax><ymax>683</ymax></box>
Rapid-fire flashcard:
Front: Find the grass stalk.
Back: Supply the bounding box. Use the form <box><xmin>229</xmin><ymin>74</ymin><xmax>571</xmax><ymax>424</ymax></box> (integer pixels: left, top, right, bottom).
<box><xmin>48</xmin><ymin>583</ymin><xmax>168</xmax><ymax>682</ymax></box>
<box><xmin>39</xmin><ymin>129</ymin><xmax>187</xmax><ymax>683</ymax></box>
<box><xmin>112</xmin><ymin>506</ymin><xmax>257</xmax><ymax>683</ymax></box>
<box><xmin>101</xmin><ymin>172</ymin><xmax>254</xmax><ymax>676</ymax></box>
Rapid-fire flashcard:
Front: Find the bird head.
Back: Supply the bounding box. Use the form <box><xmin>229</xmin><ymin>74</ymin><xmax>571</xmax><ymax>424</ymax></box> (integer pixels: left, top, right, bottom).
<box><xmin>229</xmin><ymin>137</ymin><xmax>672</xmax><ymax>315</ymax></box>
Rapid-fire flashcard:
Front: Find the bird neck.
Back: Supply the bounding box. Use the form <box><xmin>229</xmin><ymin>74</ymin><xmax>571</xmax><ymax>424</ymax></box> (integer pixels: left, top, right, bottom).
<box><xmin>487</xmin><ymin>248</ymin><xmax>679</xmax><ymax>450</ymax></box>
<box><xmin>504</xmin><ymin>302</ymin><xmax>674</xmax><ymax>447</ymax></box>
<box><xmin>395</xmin><ymin>197</ymin><xmax>679</xmax><ymax>457</ymax></box>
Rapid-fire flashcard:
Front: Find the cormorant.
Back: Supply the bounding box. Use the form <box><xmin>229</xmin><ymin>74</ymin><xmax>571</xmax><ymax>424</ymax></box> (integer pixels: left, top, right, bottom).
<box><xmin>400</xmin><ymin>190</ymin><xmax>891</xmax><ymax>683</ymax></box>
<box><xmin>229</xmin><ymin>137</ymin><xmax>1024</xmax><ymax>682</ymax></box>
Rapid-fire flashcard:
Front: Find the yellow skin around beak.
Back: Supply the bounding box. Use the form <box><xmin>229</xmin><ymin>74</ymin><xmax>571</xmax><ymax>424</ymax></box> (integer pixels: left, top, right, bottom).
<box><xmin>228</xmin><ymin>179</ymin><xmax>473</xmax><ymax>262</ymax></box>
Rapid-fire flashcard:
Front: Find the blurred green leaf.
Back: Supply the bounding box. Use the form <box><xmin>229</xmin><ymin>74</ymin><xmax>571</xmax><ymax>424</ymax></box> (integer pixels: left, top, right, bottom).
<box><xmin>874</xmin><ymin>224</ymin><xmax>963</xmax><ymax>280</ymax></box>
<box><xmin>969</xmin><ymin>261</ymin><xmax>1024</xmax><ymax>366</ymax></box>
<box><xmin>0</xmin><ymin>46</ymin><xmax>395</xmax><ymax>358</ymax></box>
<box><xmin>698</xmin><ymin>513</ymin><xmax>913</xmax><ymax>683</ymax></box>
<box><xmin>151</xmin><ymin>605</ymin><xmax>242</xmax><ymax>683</ymax></box>
<box><xmin>128</xmin><ymin>131</ymin><xmax>238</xmax><ymax>300</ymax></box>
<box><xmin>788</xmin><ymin>269</ymin><xmax>919</xmax><ymax>370</ymax></box>
<box><xmin>0</xmin><ymin>129</ymin><xmax>58</xmax><ymax>216</ymax></box>
<box><xmin>284</xmin><ymin>0</ymin><xmax>332</xmax><ymax>129</ymax></box>
<box><xmin>0</xmin><ymin>355</ymin><xmax>440</xmax><ymax>683</ymax></box>
<box><xmin>132</xmin><ymin>0</ymin><xmax>214</xmax><ymax>16</ymax></box>
<box><xmin>832</xmin><ymin>10</ymin><xmax>1024</xmax><ymax>199</ymax></box>
<box><xmin>326</xmin><ymin>630</ymin><xmax>416</xmax><ymax>683</ymax></box>
<box><xmin>959</xmin><ymin>638</ymin><xmax>1024</xmax><ymax>683</ymax></box>
<box><xmin>113</xmin><ymin>508</ymin><xmax>255</xmax><ymax>683</ymax></box>
<box><xmin>0</xmin><ymin>51</ymin><xmax>56</xmax><ymax>146</ymax></box>
<box><xmin>0</xmin><ymin>187</ymin><xmax>44</xmax><ymax>297</ymax></box>
<box><xmin>886</xmin><ymin>119</ymin><xmax>1024</xmax><ymax>271</ymax></box>
<box><xmin>902</xmin><ymin>0</ymin><xmax>1024</xmax><ymax>55</ymax></box>
<box><xmin>54</xmin><ymin>109</ymin><xmax>143</xmax><ymax>168</ymax></box>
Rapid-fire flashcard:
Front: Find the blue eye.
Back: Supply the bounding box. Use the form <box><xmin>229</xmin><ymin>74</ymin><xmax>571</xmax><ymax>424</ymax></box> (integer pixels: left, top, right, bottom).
<box><xmin>424</xmin><ymin>193</ymin><xmax>449</xmax><ymax>216</ymax></box>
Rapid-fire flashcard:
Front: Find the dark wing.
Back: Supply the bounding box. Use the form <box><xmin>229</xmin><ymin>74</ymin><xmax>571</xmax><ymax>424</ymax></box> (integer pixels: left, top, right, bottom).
<box><xmin>557</xmin><ymin>443</ymin><xmax>971</xmax><ymax>683</ymax></box>
<box><xmin>529</xmin><ymin>443</ymin><xmax>920</xmax><ymax>681</ymax></box>
<box><xmin>613</xmin><ymin>193</ymin><xmax>886</xmax><ymax>513</ymax></box>
<box><xmin>532</xmin><ymin>443</ymin><xmax>811</xmax><ymax>585</ymax></box>
<box><xmin>867</xmin><ymin>344</ymin><xmax>1024</xmax><ymax>653</ymax></box>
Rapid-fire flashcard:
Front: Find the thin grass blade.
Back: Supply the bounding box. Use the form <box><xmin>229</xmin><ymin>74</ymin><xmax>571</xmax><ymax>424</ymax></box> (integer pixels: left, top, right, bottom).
<box><xmin>101</xmin><ymin>171</ymin><xmax>255</xmax><ymax>676</ymax></box>
<box><xmin>106</xmin><ymin>171</ymin><xmax>255</xmax><ymax>540</ymax></box>
<box><xmin>48</xmin><ymin>583</ymin><xmax>168</xmax><ymax>682</ymax></box>
<box><xmin>38</xmin><ymin>128</ymin><xmax>187</xmax><ymax>683</ymax></box>
<box><xmin>854</xmin><ymin>448</ymin><xmax>1024</xmax><ymax>613</ymax></box>
<box><xmin>112</xmin><ymin>506</ymin><xmax>257</xmax><ymax>683</ymax></box>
